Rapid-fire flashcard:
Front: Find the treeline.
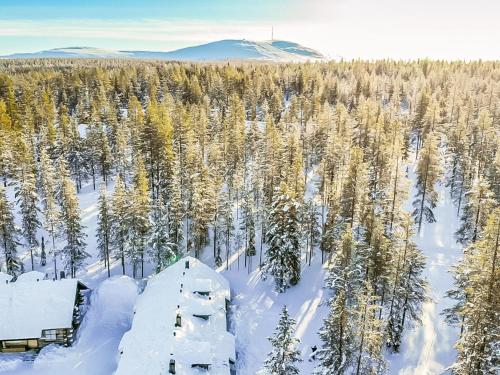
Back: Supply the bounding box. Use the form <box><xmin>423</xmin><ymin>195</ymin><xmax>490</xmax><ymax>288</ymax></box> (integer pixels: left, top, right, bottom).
<box><xmin>0</xmin><ymin>59</ymin><xmax>498</xmax><ymax>373</ymax></box>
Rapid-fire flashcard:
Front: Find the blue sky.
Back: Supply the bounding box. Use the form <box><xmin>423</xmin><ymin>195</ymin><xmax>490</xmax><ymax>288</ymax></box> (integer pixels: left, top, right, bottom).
<box><xmin>1</xmin><ymin>0</ymin><xmax>499</xmax><ymax>59</ymax></box>
<box><xmin>0</xmin><ymin>0</ymin><xmax>291</xmax><ymax>20</ymax></box>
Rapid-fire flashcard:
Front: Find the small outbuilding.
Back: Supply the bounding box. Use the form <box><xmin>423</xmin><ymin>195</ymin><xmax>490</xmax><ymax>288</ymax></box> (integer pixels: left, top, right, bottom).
<box><xmin>0</xmin><ymin>277</ymin><xmax>89</xmax><ymax>352</ymax></box>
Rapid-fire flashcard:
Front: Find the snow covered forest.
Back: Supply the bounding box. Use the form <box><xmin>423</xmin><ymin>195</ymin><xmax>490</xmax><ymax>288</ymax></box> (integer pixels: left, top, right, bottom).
<box><xmin>0</xmin><ymin>59</ymin><xmax>499</xmax><ymax>374</ymax></box>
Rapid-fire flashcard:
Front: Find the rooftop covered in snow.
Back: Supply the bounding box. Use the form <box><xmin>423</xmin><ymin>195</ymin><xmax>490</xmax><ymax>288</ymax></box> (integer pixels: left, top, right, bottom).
<box><xmin>115</xmin><ymin>256</ymin><xmax>236</xmax><ymax>375</ymax></box>
<box><xmin>15</xmin><ymin>270</ymin><xmax>48</xmax><ymax>283</ymax></box>
<box><xmin>0</xmin><ymin>277</ymin><xmax>88</xmax><ymax>341</ymax></box>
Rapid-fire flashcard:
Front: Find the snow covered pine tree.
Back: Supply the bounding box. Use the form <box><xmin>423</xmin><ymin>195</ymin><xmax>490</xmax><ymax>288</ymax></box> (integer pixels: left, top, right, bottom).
<box><xmin>262</xmin><ymin>183</ymin><xmax>301</xmax><ymax>292</ymax></box>
<box><xmin>264</xmin><ymin>306</ymin><xmax>301</xmax><ymax>375</ymax></box>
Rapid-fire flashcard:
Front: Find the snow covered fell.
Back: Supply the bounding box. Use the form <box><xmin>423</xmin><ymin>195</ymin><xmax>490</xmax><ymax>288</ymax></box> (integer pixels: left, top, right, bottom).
<box><xmin>1</xmin><ymin>40</ymin><xmax>326</xmax><ymax>62</ymax></box>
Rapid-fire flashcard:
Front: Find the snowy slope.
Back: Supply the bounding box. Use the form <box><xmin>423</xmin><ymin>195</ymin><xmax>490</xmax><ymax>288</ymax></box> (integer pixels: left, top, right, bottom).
<box><xmin>270</xmin><ymin>40</ymin><xmax>324</xmax><ymax>59</ymax></box>
<box><xmin>150</xmin><ymin>39</ymin><xmax>322</xmax><ymax>61</ymax></box>
<box><xmin>2</xmin><ymin>40</ymin><xmax>325</xmax><ymax>62</ymax></box>
<box><xmin>0</xmin><ymin>143</ymin><xmax>461</xmax><ymax>374</ymax></box>
<box><xmin>4</xmin><ymin>47</ymin><xmax>133</xmax><ymax>59</ymax></box>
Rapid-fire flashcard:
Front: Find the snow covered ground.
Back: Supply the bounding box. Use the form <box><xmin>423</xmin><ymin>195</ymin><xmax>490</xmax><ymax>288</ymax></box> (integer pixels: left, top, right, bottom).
<box><xmin>0</xmin><ymin>154</ymin><xmax>463</xmax><ymax>374</ymax></box>
<box><xmin>223</xmin><ymin>252</ymin><xmax>329</xmax><ymax>375</ymax></box>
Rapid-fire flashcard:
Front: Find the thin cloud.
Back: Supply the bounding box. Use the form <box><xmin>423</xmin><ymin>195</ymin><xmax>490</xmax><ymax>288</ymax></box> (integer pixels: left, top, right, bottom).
<box><xmin>0</xmin><ymin>19</ymin><xmax>275</xmax><ymax>44</ymax></box>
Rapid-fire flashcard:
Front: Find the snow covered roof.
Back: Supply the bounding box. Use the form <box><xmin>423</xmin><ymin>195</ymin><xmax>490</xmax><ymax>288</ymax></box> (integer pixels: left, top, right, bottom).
<box><xmin>115</xmin><ymin>256</ymin><xmax>235</xmax><ymax>375</ymax></box>
<box><xmin>15</xmin><ymin>270</ymin><xmax>48</xmax><ymax>283</ymax></box>
<box><xmin>0</xmin><ymin>272</ymin><xmax>12</xmax><ymax>284</ymax></box>
<box><xmin>0</xmin><ymin>278</ymin><xmax>87</xmax><ymax>340</ymax></box>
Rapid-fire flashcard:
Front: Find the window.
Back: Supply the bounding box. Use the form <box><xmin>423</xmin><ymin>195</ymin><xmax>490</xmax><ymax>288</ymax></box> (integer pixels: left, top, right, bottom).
<box><xmin>191</xmin><ymin>364</ymin><xmax>209</xmax><ymax>370</ymax></box>
<box><xmin>4</xmin><ymin>340</ymin><xmax>28</xmax><ymax>347</ymax></box>
<box><xmin>193</xmin><ymin>314</ymin><xmax>210</xmax><ymax>321</ymax></box>
<box><xmin>226</xmin><ymin>299</ymin><xmax>232</xmax><ymax>333</ymax></box>
<box><xmin>193</xmin><ymin>291</ymin><xmax>210</xmax><ymax>297</ymax></box>
<box><xmin>42</xmin><ymin>329</ymin><xmax>57</xmax><ymax>341</ymax></box>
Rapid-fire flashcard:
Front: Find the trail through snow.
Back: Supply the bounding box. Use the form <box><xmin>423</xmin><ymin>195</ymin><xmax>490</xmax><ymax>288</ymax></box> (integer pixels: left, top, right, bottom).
<box><xmin>388</xmin><ymin>158</ymin><xmax>461</xmax><ymax>374</ymax></box>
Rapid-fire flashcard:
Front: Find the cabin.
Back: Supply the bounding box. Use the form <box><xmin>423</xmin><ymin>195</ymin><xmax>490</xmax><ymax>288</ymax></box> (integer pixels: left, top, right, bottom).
<box><xmin>115</xmin><ymin>256</ymin><xmax>236</xmax><ymax>375</ymax></box>
<box><xmin>0</xmin><ymin>274</ymin><xmax>89</xmax><ymax>353</ymax></box>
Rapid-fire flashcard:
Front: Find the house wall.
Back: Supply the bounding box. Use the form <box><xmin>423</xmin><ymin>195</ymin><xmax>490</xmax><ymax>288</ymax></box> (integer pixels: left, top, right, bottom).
<box><xmin>0</xmin><ymin>339</ymin><xmax>39</xmax><ymax>352</ymax></box>
<box><xmin>0</xmin><ymin>328</ymin><xmax>72</xmax><ymax>353</ymax></box>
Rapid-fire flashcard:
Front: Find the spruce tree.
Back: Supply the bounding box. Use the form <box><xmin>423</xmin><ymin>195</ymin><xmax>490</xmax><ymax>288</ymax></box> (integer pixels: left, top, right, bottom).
<box><xmin>60</xmin><ymin>173</ymin><xmax>88</xmax><ymax>278</ymax></box>
<box><xmin>386</xmin><ymin>215</ymin><xmax>427</xmax><ymax>351</ymax></box>
<box><xmin>263</xmin><ymin>184</ymin><xmax>302</xmax><ymax>292</ymax></box>
<box><xmin>66</xmin><ymin>119</ymin><xmax>87</xmax><ymax>192</ymax></box>
<box><xmin>40</xmin><ymin>236</ymin><xmax>46</xmax><ymax>266</ymax></box>
<box><xmin>190</xmin><ymin>166</ymin><xmax>214</xmax><ymax>258</ymax></box>
<box><xmin>340</xmin><ymin>146</ymin><xmax>368</xmax><ymax>226</ymax></box>
<box><xmin>99</xmin><ymin>127</ymin><xmax>112</xmax><ymax>185</ymax></box>
<box><xmin>0</xmin><ymin>186</ymin><xmax>21</xmax><ymax>276</ymax></box>
<box><xmin>149</xmin><ymin>196</ymin><xmax>176</xmax><ymax>273</ymax></box>
<box><xmin>84</xmin><ymin>122</ymin><xmax>101</xmax><ymax>190</ymax></box>
<box><xmin>412</xmin><ymin>132</ymin><xmax>441</xmax><ymax>232</ymax></box>
<box><xmin>110</xmin><ymin>175</ymin><xmax>129</xmax><ymax>275</ymax></box>
<box><xmin>129</xmin><ymin>156</ymin><xmax>151</xmax><ymax>277</ymax></box>
<box><xmin>39</xmin><ymin>148</ymin><xmax>61</xmax><ymax>277</ymax></box>
<box><xmin>15</xmin><ymin>140</ymin><xmax>40</xmax><ymax>271</ymax></box>
<box><xmin>316</xmin><ymin>290</ymin><xmax>354</xmax><ymax>374</ymax></box>
<box><xmin>264</xmin><ymin>306</ymin><xmax>302</xmax><ymax>375</ymax></box>
<box><xmin>352</xmin><ymin>283</ymin><xmax>386</xmax><ymax>375</ymax></box>
<box><xmin>0</xmin><ymin>100</ymin><xmax>13</xmax><ymax>186</ymax></box>
<box><xmin>241</xmin><ymin>188</ymin><xmax>256</xmax><ymax>269</ymax></box>
<box><xmin>97</xmin><ymin>184</ymin><xmax>111</xmax><ymax>277</ymax></box>
<box><xmin>218</xmin><ymin>191</ymin><xmax>234</xmax><ymax>270</ymax></box>
<box><xmin>320</xmin><ymin>200</ymin><xmax>343</xmax><ymax>263</ymax></box>
<box><xmin>303</xmin><ymin>199</ymin><xmax>320</xmax><ymax>266</ymax></box>
<box><xmin>385</xmin><ymin>154</ymin><xmax>409</xmax><ymax>235</ymax></box>
<box><xmin>114</xmin><ymin>123</ymin><xmax>129</xmax><ymax>182</ymax></box>
<box><xmin>447</xmin><ymin>208</ymin><xmax>500</xmax><ymax>374</ymax></box>
<box><xmin>455</xmin><ymin>178</ymin><xmax>495</xmax><ymax>245</ymax></box>
<box><xmin>324</xmin><ymin>230</ymin><xmax>362</xmax><ymax>300</ymax></box>
<box><xmin>168</xmin><ymin>163</ymin><xmax>184</xmax><ymax>254</ymax></box>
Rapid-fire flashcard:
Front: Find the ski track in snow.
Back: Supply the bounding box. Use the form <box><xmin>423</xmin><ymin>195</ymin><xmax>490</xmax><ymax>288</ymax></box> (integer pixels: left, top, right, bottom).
<box><xmin>388</xmin><ymin>159</ymin><xmax>461</xmax><ymax>374</ymax></box>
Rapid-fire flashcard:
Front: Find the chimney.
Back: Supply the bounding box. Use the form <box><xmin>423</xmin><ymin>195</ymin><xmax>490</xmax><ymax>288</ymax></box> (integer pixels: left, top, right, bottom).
<box><xmin>169</xmin><ymin>359</ymin><xmax>176</xmax><ymax>374</ymax></box>
<box><xmin>185</xmin><ymin>260</ymin><xmax>189</xmax><ymax>269</ymax></box>
<box><xmin>175</xmin><ymin>313</ymin><xmax>182</xmax><ymax>327</ymax></box>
